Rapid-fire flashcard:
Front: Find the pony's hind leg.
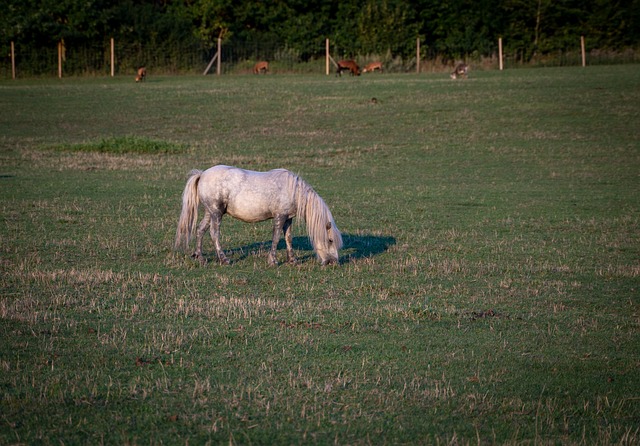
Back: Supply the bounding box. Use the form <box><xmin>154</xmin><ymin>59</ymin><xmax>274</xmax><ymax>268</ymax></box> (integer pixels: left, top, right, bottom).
<box><xmin>283</xmin><ymin>218</ymin><xmax>297</xmax><ymax>264</ymax></box>
<box><xmin>209</xmin><ymin>210</ymin><xmax>230</xmax><ymax>265</ymax></box>
<box><xmin>193</xmin><ymin>213</ymin><xmax>211</xmax><ymax>265</ymax></box>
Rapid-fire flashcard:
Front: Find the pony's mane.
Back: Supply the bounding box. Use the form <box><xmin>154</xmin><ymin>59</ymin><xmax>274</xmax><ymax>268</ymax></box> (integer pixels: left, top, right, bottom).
<box><xmin>285</xmin><ymin>171</ymin><xmax>343</xmax><ymax>252</ymax></box>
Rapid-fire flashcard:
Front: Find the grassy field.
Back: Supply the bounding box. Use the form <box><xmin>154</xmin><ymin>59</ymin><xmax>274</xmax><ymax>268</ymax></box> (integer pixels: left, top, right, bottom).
<box><xmin>1</xmin><ymin>66</ymin><xmax>638</xmax><ymax>444</ymax></box>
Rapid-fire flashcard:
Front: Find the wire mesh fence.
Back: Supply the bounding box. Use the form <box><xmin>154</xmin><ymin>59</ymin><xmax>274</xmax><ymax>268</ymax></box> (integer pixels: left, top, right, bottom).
<box><xmin>1</xmin><ymin>37</ymin><xmax>638</xmax><ymax>79</ymax></box>
<box><xmin>0</xmin><ymin>37</ymin><xmax>333</xmax><ymax>78</ymax></box>
<box><xmin>0</xmin><ymin>40</ymin><xmax>212</xmax><ymax>78</ymax></box>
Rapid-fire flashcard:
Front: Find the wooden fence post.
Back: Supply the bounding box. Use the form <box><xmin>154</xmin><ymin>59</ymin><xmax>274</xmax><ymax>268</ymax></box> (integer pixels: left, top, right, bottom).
<box><xmin>326</xmin><ymin>38</ymin><xmax>330</xmax><ymax>75</ymax></box>
<box><xmin>203</xmin><ymin>52</ymin><xmax>218</xmax><ymax>75</ymax></box>
<box><xmin>581</xmin><ymin>35</ymin><xmax>586</xmax><ymax>67</ymax></box>
<box><xmin>216</xmin><ymin>37</ymin><xmax>222</xmax><ymax>75</ymax></box>
<box><xmin>498</xmin><ymin>37</ymin><xmax>504</xmax><ymax>70</ymax></box>
<box><xmin>416</xmin><ymin>38</ymin><xmax>421</xmax><ymax>74</ymax></box>
<box><xmin>11</xmin><ymin>41</ymin><xmax>16</xmax><ymax>80</ymax></box>
<box><xmin>58</xmin><ymin>41</ymin><xmax>63</xmax><ymax>78</ymax></box>
<box><xmin>110</xmin><ymin>38</ymin><xmax>115</xmax><ymax>77</ymax></box>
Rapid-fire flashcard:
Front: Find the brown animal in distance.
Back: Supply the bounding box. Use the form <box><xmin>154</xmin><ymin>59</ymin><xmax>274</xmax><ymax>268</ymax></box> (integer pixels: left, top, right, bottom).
<box><xmin>135</xmin><ymin>67</ymin><xmax>147</xmax><ymax>82</ymax></box>
<box><xmin>450</xmin><ymin>63</ymin><xmax>468</xmax><ymax>79</ymax></box>
<box><xmin>253</xmin><ymin>61</ymin><xmax>269</xmax><ymax>74</ymax></box>
<box><xmin>336</xmin><ymin>60</ymin><xmax>360</xmax><ymax>76</ymax></box>
<box><xmin>363</xmin><ymin>62</ymin><xmax>383</xmax><ymax>73</ymax></box>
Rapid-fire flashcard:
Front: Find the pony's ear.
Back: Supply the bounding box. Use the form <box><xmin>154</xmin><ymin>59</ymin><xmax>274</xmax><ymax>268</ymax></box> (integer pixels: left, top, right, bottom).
<box><xmin>326</xmin><ymin>222</ymin><xmax>332</xmax><ymax>231</ymax></box>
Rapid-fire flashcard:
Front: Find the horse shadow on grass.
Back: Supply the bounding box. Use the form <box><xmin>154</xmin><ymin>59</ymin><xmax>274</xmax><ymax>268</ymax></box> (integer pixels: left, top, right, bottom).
<box><xmin>338</xmin><ymin>233</ymin><xmax>396</xmax><ymax>263</ymax></box>
<box><xmin>209</xmin><ymin>233</ymin><xmax>395</xmax><ymax>265</ymax></box>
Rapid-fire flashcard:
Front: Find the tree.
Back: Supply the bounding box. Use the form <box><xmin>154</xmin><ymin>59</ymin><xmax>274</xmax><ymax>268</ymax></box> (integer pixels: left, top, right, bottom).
<box><xmin>356</xmin><ymin>0</ymin><xmax>419</xmax><ymax>59</ymax></box>
<box><xmin>183</xmin><ymin>0</ymin><xmax>233</xmax><ymax>47</ymax></box>
<box><xmin>416</xmin><ymin>0</ymin><xmax>504</xmax><ymax>60</ymax></box>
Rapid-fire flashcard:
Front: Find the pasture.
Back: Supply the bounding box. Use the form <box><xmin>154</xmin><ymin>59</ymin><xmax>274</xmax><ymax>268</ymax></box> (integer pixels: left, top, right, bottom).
<box><xmin>1</xmin><ymin>66</ymin><xmax>639</xmax><ymax>444</ymax></box>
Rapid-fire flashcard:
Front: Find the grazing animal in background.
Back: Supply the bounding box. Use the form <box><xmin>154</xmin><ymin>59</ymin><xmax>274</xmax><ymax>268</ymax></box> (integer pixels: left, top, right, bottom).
<box><xmin>363</xmin><ymin>62</ymin><xmax>383</xmax><ymax>73</ymax></box>
<box><xmin>336</xmin><ymin>60</ymin><xmax>360</xmax><ymax>76</ymax></box>
<box><xmin>175</xmin><ymin>165</ymin><xmax>343</xmax><ymax>266</ymax></box>
<box><xmin>253</xmin><ymin>61</ymin><xmax>269</xmax><ymax>74</ymax></box>
<box><xmin>135</xmin><ymin>67</ymin><xmax>147</xmax><ymax>82</ymax></box>
<box><xmin>450</xmin><ymin>63</ymin><xmax>468</xmax><ymax>79</ymax></box>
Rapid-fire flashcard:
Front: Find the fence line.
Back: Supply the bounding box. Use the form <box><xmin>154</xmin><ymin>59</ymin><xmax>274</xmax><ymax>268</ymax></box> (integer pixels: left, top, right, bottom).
<box><xmin>2</xmin><ymin>36</ymin><xmax>639</xmax><ymax>79</ymax></box>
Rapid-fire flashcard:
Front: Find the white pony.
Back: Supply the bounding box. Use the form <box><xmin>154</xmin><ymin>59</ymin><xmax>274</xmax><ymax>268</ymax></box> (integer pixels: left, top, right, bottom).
<box><xmin>174</xmin><ymin>165</ymin><xmax>343</xmax><ymax>266</ymax></box>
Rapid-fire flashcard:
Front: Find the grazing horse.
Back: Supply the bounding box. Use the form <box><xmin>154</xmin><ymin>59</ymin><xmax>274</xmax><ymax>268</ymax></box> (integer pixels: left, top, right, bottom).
<box><xmin>135</xmin><ymin>67</ymin><xmax>147</xmax><ymax>82</ymax></box>
<box><xmin>363</xmin><ymin>62</ymin><xmax>383</xmax><ymax>73</ymax></box>
<box><xmin>175</xmin><ymin>165</ymin><xmax>343</xmax><ymax>266</ymax></box>
<box><xmin>253</xmin><ymin>61</ymin><xmax>269</xmax><ymax>74</ymax></box>
<box><xmin>336</xmin><ymin>60</ymin><xmax>360</xmax><ymax>76</ymax></box>
<box><xmin>450</xmin><ymin>63</ymin><xmax>468</xmax><ymax>79</ymax></box>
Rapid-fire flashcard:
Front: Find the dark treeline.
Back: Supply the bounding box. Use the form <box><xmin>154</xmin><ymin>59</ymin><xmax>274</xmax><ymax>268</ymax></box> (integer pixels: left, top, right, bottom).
<box><xmin>3</xmin><ymin>0</ymin><xmax>640</xmax><ymax>64</ymax></box>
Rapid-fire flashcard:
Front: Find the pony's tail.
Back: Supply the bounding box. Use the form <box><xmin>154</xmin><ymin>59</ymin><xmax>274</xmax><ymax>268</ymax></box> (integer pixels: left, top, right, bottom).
<box><xmin>174</xmin><ymin>170</ymin><xmax>202</xmax><ymax>251</ymax></box>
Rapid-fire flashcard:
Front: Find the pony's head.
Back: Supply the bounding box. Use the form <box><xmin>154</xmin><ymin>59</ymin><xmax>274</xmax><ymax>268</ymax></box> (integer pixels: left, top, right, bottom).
<box><xmin>296</xmin><ymin>177</ymin><xmax>343</xmax><ymax>265</ymax></box>
<box><xmin>314</xmin><ymin>221</ymin><xmax>343</xmax><ymax>265</ymax></box>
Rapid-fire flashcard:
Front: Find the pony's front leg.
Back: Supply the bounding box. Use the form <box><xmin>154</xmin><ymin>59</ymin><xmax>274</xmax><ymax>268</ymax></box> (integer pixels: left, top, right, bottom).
<box><xmin>269</xmin><ymin>215</ymin><xmax>287</xmax><ymax>266</ymax></box>
<box><xmin>209</xmin><ymin>210</ymin><xmax>230</xmax><ymax>265</ymax></box>
<box><xmin>193</xmin><ymin>213</ymin><xmax>211</xmax><ymax>265</ymax></box>
<box><xmin>283</xmin><ymin>218</ymin><xmax>297</xmax><ymax>264</ymax></box>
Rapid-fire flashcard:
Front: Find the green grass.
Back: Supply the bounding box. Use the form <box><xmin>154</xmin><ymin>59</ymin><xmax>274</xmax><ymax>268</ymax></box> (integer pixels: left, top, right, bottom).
<box><xmin>1</xmin><ymin>67</ymin><xmax>639</xmax><ymax>444</ymax></box>
<box><xmin>44</xmin><ymin>136</ymin><xmax>187</xmax><ymax>155</ymax></box>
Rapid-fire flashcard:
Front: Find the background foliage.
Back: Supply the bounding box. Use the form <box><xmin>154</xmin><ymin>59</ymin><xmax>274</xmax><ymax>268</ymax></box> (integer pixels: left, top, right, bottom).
<box><xmin>2</xmin><ymin>0</ymin><xmax>640</xmax><ymax>72</ymax></box>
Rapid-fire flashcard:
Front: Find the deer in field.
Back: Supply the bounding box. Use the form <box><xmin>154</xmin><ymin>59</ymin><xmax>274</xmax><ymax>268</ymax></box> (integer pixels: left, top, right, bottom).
<box><xmin>362</xmin><ymin>62</ymin><xmax>383</xmax><ymax>73</ymax></box>
<box><xmin>450</xmin><ymin>63</ymin><xmax>468</xmax><ymax>79</ymax></box>
<box><xmin>336</xmin><ymin>60</ymin><xmax>360</xmax><ymax>76</ymax></box>
<box><xmin>253</xmin><ymin>61</ymin><xmax>269</xmax><ymax>74</ymax></box>
<box><xmin>135</xmin><ymin>67</ymin><xmax>147</xmax><ymax>82</ymax></box>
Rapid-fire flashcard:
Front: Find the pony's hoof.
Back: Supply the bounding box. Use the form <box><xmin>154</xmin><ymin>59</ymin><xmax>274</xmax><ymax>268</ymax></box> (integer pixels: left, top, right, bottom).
<box><xmin>287</xmin><ymin>258</ymin><xmax>298</xmax><ymax>265</ymax></box>
<box><xmin>191</xmin><ymin>253</ymin><xmax>207</xmax><ymax>265</ymax></box>
<box><xmin>219</xmin><ymin>257</ymin><xmax>230</xmax><ymax>265</ymax></box>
